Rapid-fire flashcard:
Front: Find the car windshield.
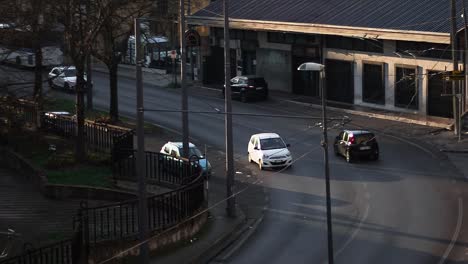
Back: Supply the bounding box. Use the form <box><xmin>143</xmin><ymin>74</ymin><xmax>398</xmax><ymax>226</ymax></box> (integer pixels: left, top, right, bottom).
<box><xmin>180</xmin><ymin>147</ymin><xmax>203</xmax><ymax>158</ymax></box>
<box><xmin>354</xmin><ymin>133</ymin><xmax>375</xmax><ymax>144</ymax></box>
<box><xmin>64</xmin><ymin>69</ymin><xmax>76</xmax><ymax>77</ymax></box>
<box><xmin>260</xmin><ymin>137</ymin><xmax>286</xmax><ymax>150</ymax></box>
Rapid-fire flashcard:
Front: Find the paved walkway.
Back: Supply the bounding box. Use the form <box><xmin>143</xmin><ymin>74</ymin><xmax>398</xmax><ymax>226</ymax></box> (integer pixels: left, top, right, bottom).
<box><xmin>0</xmin><ymin>169</ymin><xmax>101</xmax><ymax>256</ymax></box>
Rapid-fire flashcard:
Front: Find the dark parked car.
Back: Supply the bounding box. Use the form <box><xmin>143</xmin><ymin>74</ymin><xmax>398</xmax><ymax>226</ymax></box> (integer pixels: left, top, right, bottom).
<box><xmin>333</xmin><ymin>130</ymin><xmax>379</xmax><ymax>163</ymax></box>
<box><xmin>222</xmin><ymin>76</ymin><xmax>268</xmax><ymax>102</ymax></box>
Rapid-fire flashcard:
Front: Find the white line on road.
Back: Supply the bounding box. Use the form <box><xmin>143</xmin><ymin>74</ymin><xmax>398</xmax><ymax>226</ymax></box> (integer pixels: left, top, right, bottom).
<box><xmin>438</xmin><ymin>197</ymin><xmax>463</xmax><ymax>264</ymax></box>
<box><xmin>334</xmin><ymin>199</ymin><xmax>370</xmax><ymax>258</ymax></box>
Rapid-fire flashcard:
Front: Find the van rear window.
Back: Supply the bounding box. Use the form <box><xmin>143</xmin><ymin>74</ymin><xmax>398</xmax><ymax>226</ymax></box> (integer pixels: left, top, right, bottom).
<box><xmin>248</xmin><ymin>78</ymin><xmax>266</xmax><ymax>86</ymax></box>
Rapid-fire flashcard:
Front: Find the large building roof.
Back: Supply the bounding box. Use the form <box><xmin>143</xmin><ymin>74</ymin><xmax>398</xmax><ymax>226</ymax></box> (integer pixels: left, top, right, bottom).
<box><xmin>193</xmin><ymin>0</ymin><xmax>463</xmax><ymax>34</ymax></box>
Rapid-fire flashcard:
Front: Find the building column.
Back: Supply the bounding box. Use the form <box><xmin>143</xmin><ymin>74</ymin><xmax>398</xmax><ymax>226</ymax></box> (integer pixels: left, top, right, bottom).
<box><xmin>354</xmin><ymin>60</ymin><xmax>363</xmax><ymax>104</ymax></box>
<box><xmin>419</xmin><ymin>66</ymin><xmax>427</xmax><ymax>115</ymax></box>
<box><xmin>386</xmin><ymin>62</ymin><xmax>395</xmax><ymax>108</ymax></box>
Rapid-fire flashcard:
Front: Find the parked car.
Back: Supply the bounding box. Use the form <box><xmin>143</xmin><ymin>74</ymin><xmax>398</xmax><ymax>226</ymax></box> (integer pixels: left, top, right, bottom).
<box><xmin>222</xmin><ymin>76</ymin><xmax>268</xmax><ymax>102</ymax></box>
<box><xmin>248</xmin><ymin>133</ymin><xmax>292</xmax><ymax>170</ymax></box>
<box><xmin>160</xmin><ymin>142</ymin><xmax>212</xmax><ymax>177</ymax></box>
<box><xmin>48</xmin><ymin>66</ymin><xmax>87</xmax><ymax>92</ymax></box>
<box><xmin>42</xmin><ymin>111</ymin><xmax>74</xmax><ymax>130</ymax></box>
<box><xmin>333</xmin><ymin>130</ymin><xmax>379</xmax><ymax>163</ymax></box>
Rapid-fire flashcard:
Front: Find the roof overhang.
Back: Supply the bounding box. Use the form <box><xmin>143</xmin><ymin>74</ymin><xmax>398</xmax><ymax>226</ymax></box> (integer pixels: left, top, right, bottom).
<box><xmin>188</xmin><ymin>16</ymin><xmax>450</xmax><ymax>44</ymax></box>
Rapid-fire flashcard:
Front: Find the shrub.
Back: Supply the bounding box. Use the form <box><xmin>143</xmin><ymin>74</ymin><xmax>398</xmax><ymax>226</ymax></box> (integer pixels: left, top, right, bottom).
<box><xmin>45</xmin><ymin>151</ymin><xmax>76</xmax><ymax>169</ymax></box>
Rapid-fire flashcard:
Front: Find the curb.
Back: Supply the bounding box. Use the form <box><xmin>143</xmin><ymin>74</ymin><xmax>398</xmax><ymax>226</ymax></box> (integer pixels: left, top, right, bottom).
<box><xmin>283</xmin><ymin>99</ymin><xmax>452</xmax><ymax>130</ymax></box>
<box><xmin>440</xmin><ymin>149</ymin><xmax>468</xmax><ymax>154</ymax></box>
<box><xmin>192</xmin><ymin>85</ymin><xmax>452</xmax><ymax>130</ymax></box>
<box><xmin>189</xmin><ymin>209</ymin><xmax>247</xmax><ymax>264</ymax></box>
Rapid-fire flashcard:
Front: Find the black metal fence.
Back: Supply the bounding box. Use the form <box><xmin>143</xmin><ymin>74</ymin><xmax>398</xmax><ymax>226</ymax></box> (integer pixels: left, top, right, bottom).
<box><xmin>1</xmin><ymin>108</ymin><xmax>205</xmax><ymax>263</ymax></box>
<box><xmin>0</xmin><ymin>239</ymin><xmax>74</xmax><ymax>264</ymax></box>
<box><xmin>41</xmin><ymin>114</ymin><xmax>134</xmax><ymax>154</ymax></box>
<box><xmin>82</xmin><ymin>172</ymin><xmax>204</xmax><ymax>244</ymax></box>
<box><xmin>113</xmin><ymin>151</ymin><xmax>200</xmax><ymax>186</ymax></box>
<box><xmin>0</xmin><ymin>97</ymin><xmax>40</xmax><ymax>127</ymax></box>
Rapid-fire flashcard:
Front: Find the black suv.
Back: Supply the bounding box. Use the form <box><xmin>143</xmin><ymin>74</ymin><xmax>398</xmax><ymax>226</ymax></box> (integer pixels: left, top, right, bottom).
<box><xmin>333</xmin><ymin>130</ymin><xmax>379</xmax><ymax>163</ymax></box>
<box><xmin>222</xmin><ymin>76</ymin><xmax>268</xmax><ymax>102</ymax></box>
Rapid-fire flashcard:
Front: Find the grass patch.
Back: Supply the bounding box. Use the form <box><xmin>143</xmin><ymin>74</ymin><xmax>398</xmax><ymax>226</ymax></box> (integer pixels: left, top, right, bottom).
<box><xmin>5</xmin><ymin>130</ymin><xmax>113</xmax><ymax>188</ymax></box>
<box><xmin>47</xmin><ymin>165</ymin><xmax>112</xmax><ymax>188</ymax></box>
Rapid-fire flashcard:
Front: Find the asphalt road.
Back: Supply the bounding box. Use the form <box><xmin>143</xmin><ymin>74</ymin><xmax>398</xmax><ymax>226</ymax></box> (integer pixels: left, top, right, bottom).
<box><xmin>89</xmin><ymin>71</ymin><xmax>467</xmax><ymax>264</ymax></box>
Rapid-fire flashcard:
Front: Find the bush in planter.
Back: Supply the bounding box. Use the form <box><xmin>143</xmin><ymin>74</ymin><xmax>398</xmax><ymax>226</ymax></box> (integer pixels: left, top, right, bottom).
<box><xmin>45</xmin><ymin>151</ymin><xmax>76</xmax><ymax>170</ymax></box>
<box><xmin>87</xmin><ymin>151</ymin><xmax>111</xmax><ymax>166</ymax></box>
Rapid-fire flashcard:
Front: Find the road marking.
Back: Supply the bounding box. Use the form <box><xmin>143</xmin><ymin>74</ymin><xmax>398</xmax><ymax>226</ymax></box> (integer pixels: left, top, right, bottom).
<box><xmin>334</xmin><ymin>200</ymin><xmax>370</xmax><ymax>258</ymax></box>
<box><xmin>438</xmin><ymin>197</ymin><xmax>463</xmax><ymax>264</ymax></box>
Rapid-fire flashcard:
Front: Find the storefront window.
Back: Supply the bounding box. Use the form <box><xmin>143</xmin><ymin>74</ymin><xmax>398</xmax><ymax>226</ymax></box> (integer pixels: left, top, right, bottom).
<box><xmin>363</xmin><ymin>63</ymin><xmax>385</xmax><ymax>105</ymax></box>
<box><xmin>395</xmin><ymin>66</ymin><xmax>418</xmax><ymax>109</ymax></box>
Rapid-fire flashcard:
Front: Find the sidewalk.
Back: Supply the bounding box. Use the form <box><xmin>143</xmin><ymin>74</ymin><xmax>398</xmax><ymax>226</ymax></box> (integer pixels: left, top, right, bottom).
<box><xmin>140</xmin><ymin>132</ymin><xmax>268</xmax><ymax>264</ymax></box>
<box><xmin>92</xmin><ymin>62</ymin><xmax>181</xmax><ymax>88</ymax></box>
<box><xmin>0</xmin><ymin>169</ymin><xmax>104</xmax><ymax>255</ymax></box>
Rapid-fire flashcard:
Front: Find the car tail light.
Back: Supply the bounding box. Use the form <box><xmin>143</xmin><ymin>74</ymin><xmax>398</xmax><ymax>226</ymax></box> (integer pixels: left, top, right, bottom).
<box><xmin>349</xmin><ymin>136</ymin><xmax>355</xmax><ymax>144</ymax></box>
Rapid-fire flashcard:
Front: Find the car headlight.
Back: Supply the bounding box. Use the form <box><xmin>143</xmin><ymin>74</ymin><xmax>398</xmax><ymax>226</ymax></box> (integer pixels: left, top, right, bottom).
<box><xmin>263</xmin><ymin>154</ymin><xmax>269</xmax><ymax>159</ymax></box>
<box><xmin>286</xmin><ymin>153</ymin><xmax>291</xmax><ymax>157</ymax></box>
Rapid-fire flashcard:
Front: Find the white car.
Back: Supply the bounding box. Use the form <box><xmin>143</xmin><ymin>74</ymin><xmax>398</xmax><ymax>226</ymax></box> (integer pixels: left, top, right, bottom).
<box><xmin>248</xmin><ymin>133</ymin><xmax>292</xmax><ymax>170</ymax></box>
<box><xmin>48</xmin><ymin>66</ymin><xmax>87</xmax><ymax>92</ymax></box>
<box><xmin>160</xmin><ymin>142</ymin><xmax>212</xmax><ymax>177</ymax></box>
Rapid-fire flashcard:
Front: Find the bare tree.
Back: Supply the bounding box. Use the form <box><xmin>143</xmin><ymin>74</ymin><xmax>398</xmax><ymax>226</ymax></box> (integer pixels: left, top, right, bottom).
<box><xmin>93</xmin><ymin>0</ymin><xmax>154</xmax><ymax>123</ymax></box>
<box><xmin>55</xmin><ymin>0</ymin><xmax>116</xmax><ymax>161</ymax></box>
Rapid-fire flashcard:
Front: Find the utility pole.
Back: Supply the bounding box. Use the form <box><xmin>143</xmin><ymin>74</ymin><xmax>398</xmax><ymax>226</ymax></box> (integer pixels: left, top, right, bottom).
<box><xmin>320</xmin><ymin>69</ymin><xmax>334</xmax><ymax>264</ymax></box>
<box><xmin>86</xmin><ymin>0</ymin><xmax>93</xmax><ymax>110</ymax></box>
<box><xmin>451</xmin><ymin>0</ymin><xmax>461</xmax><ymax>137</ymax></box>
<box><xmin>463</xmin><ymin>0</ymin><xmax>468</xmax><ymax>115</ymax></box>
<box><xmin>180</xmin><ymin>0</ymin><xmax>189</xmax><ymax>158</ymax></box>
<box><xmin>224</xmin><ymin>0</ymin><xmax>235</xmax><ymax>217</ymax></box>
<box><xmin>135</xmin><ymin>18</ymin><xmax>149</xmax><ymax>264</ymax></box>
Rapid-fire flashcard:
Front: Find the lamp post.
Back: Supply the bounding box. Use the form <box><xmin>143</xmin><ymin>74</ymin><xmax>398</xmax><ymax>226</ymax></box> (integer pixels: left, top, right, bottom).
<box><xmin>298</xmin><ymin>62</ymin><xmax>334</xmax><ymax>264</ymax></box>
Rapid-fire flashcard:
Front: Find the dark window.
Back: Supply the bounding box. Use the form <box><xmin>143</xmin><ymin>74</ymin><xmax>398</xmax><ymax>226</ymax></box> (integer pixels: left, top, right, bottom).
<box><xmin>362</xmin><ymin>63</ymin><xmax>385</xmax><ymax>105</ymax></box>
<box><xmin>260</xmin><ymin>138</ymin><xmax>286</xmax><ymax>150</ymax></box>
<box><xmin>248</xmin><ymin>78</ymin><xmax>266</xmax><ymax>86</ymax></box>
<box><xmin>396</xmin><ymin>41</ymin><xmax>452</xmax><ymax>60</ymax></box>
<box><xmin>267</xmin><ymin>32</ymin><xmax>315</xmax><ymax>45</ymax></box>
<box><xmin>395</xmin><ymin>67</ymin><xmax>418</xmax><ymax>109</ymax></box>
<box><xmin>326</xmin><ymin>36</ymin><xmax>383</xmax><ymax>53</ymax></box>
<box><xmin>354</xmin><ymin>133</ymin><xmax>375</xmax><ymax>144</ymax></box>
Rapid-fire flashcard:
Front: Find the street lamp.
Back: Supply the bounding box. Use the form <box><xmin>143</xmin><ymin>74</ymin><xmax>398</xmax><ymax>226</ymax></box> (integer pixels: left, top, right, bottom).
<box><xmin>297</xmin><ymin>62</ymin><xmax>334</xmax><ymax>264</ymax></box>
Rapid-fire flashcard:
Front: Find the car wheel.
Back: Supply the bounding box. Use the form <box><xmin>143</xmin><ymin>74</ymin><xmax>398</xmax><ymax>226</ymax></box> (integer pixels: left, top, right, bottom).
<box><xmin>346</xmin><ymin>150</ymin><xmax>353</xmax><ymax>163</ymax></box>
<box><xmin>248</xmin><ymin>153</ymin><xmax>252</xmax><ymax>163</ymax></box>
<box><xmin>258</xmin><ymin>159</ymin><xmax>263</xmax><ymax>170</ymax></box>
<box><xmin>64</xmin><ymin>82</ymin><xmax>70</xmax><ymax>92</ymax></box>
<box><xmin>370</xmin><ymin>152</ymin><xmax>379</xmax><ymax>161</ymax></box>
<box><xmin>240</xmin><ymin>92</ymin><xmax>247</xmax><ymax>103</ymax></box>
<box><xmin>48</xmin><ymin>79</ymin><xmax>54</xmax><ymax>89</ymax></box>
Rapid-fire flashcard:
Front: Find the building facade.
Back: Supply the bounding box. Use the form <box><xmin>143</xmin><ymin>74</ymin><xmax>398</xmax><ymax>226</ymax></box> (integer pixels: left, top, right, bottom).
<box><xmin>189</xmin><ymin>0</ymin><xmax>467</xmax><ymax>119</ymax></box>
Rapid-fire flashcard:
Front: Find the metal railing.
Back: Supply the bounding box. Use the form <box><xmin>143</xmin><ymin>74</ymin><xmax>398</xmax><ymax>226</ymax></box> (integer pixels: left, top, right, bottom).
<box><xmin>113</xmin><ymin>150</ymin><xmax>199</xmax><ymax>186</ymax></box>
<box><xmin>0</xmin><ymin>239</ymin><xmax>74</xmax><ymax>264</ymax></box>
<box><xmin>0</xmin><ymin>97</ymin><xmax>39</xmax><ymax>128</ymax></box>
<box><xmin>84</xmin><ymin>161</ymin><xmax>203</xmax><ymax>244</ymax></box>
<box><xmin>41</xmin><ymin>114</ymin><xmax>134</xmax><ymax>154</ymax></box>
